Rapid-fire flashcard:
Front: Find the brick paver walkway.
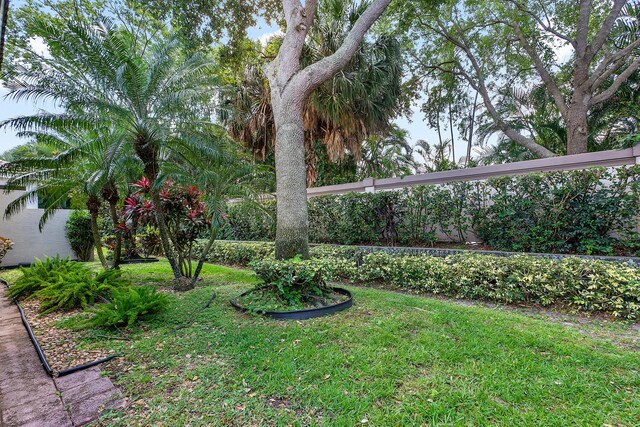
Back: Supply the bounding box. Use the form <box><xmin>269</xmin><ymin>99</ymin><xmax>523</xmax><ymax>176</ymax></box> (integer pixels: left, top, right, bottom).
<box><xmin>0</xmin><ymin>286</ymin><xmax>125</xmax><ymax>426</ymax></box>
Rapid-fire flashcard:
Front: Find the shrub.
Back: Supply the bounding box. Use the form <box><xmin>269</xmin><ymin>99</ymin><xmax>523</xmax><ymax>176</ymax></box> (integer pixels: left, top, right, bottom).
<box><xmin>226</xmin><ymin>201</ymin><xmax>276</xmax><ymax>241</ymax></box>
<box><xmin>35</xmin><ymin>268</ymin><xmax>130</xmax><ymax>315</ymax></box>
<box><xmin>0</xmin><ymin>236</ymin><xmax>14</xmax><ymax>265</ymax></box>
<box><xmin>250</xmin><ymin>257</ymin><xmax>330</xmax><ymax>306</ymax></box>
<box><xmin>7</xmin><ymin>257</ymin><xmax>132</xmax><ymax>314</ymax></box>
<box><xmin>220</xmin><ymin>166</ymin><xmax>640</xmax><ymax>256</ymax></box>
<box><xmin>471</xmin><ymin>168</ymin><xmax>640</xmax><ymax>254</ymax></box>
<box><xmin>7</xmin><ymin>257</ymin><xmax>86</xmax><ymax>300</ymax></box>
<box><xmin>137</xmin><ymin>226</ymin><xmax>163</xmax><ymax>258</ymax></box>
<box><xmin>213</xmin><ymin>241</ymin><xmax>640</xmax><ymax>319</ymax></box>
<box><xmin>65</xmin><ymin>211</ymin><xmax>94</xmax><ymax>261</ymax></box>
<box><xmin>353</xmin><ymin>253</ymin><xmax>640</xmax><ymax>319</ymax></box>
<box><xmin>82</xmin><ymin>286</ymin><xmax>169</xmax><ymax>328</ymax></box>
<box><xmin>197</xmin><ymin>240</ymin><xmax>275</xmax><ymax>265</ymax></box>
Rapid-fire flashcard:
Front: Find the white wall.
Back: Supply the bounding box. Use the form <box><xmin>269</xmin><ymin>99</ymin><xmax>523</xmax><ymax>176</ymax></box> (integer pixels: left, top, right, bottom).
<box><xmin>0</xmin><ymin>183</ymin><xmax>74</xmax><ymax>266</ymax></box>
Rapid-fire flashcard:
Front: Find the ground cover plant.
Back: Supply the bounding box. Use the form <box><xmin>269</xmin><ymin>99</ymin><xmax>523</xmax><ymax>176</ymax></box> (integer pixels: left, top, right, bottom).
<box><xmin>235</xmin><ymin>257</ymin><xmax>348</xmax><ymax>312</ymax></box>
<box><xmin>198</xmin><ymin>241</ymin><xmax>640</xmax><ymax>319</ymax></box>
<box><xmin>41</xmin><ymin>260</ymin><xmax>639</xmax><ymax>426</ymax></box>
<box><xmin>5</xmin><ymin>257</ymin><xmax>168</xmax><ymax>323</ymax></box>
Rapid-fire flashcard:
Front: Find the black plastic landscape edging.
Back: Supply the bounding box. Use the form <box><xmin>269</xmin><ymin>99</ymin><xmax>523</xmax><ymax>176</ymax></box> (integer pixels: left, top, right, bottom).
<box><xmin>0</xmin><ymin>278</ymin><xmax>117</xmax><ymax>377</ymax></box>
<box><xmin>230</xmin><ymin>287</ymin><xmax>353</xmax><ymax>320</ymax></box>
<box><xmin>119</xmin><ymin>257</ymin><xmax>159</xmax><ymax>264</ymax></box>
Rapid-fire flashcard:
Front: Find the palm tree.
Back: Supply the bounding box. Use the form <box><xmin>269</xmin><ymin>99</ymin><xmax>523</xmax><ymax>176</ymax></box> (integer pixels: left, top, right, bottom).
<box><xmin>223</xmin><ymin>0</ymin><xmax>403</xmax><ymax>187</ymax></box>
<box><xmin>1</xmin><ymin>18</ymin><xmax>221</xmax><ymax>279</ymax></box>
<box><xmin>1</xmin><ymin>127</ymin><xmax>138</xmax><ymax>270</ymax></box>
<box><xmin>358</xmin><ymin>125</ymin><xmax>417</xmax><ymax>179</ymax></box>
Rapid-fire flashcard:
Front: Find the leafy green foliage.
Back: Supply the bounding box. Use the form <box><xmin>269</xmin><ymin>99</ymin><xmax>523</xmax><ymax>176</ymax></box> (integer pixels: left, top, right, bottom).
<box><xmin>194</xmin><ymin>240</ymin><xmax>275</xmax><ymax>266</ymax></box>
<box><xmin>65</xmin><ymin>210</ymin><xmax>94</xmax><ymax>262</ymax></box>
<box><xmin>35</xmin><ymin>268</ymin><xmax>130</xmax><ymax>315</ymax></box>
<box><xmin>83</xmin><ymin>286</ymin><xmax>169</xmax><ymax>328</ymax></box>
<box><xmin>6</xmin><ymin>257</ymin><xmax>87</xmax><ymax>300</ymax></box>
<box><xmin>471</xmin><ymin>168</ymin><xmax>640</xmax><ymax>254</ymax></box>
<box><xmin>7</xmin><ymin>258</ymin><xmax>133</xmax><ymax>314</ymax></box>
<box><xmin>225</xmin><ymin>201</ymin><xmax>276</xmax><ymax>242</ymax></box>
<box><xmin>210</xmin><ymin>241</ymin><xmax>640</xmax><ymax>319</ymax></box>
<box><xmin>250</xmin><ymin>257</ymin><xmax>331</xmax><ymax>307</ymax></box>
<box><xmin>219</xmin><ymin>166</ymin><xmax>640</xmax><ymax>255</ymax></box>
<box><xmin>4</xmin><ymin>258</ymin><xmax>166</xmax><ymax>323</ymax></box>
<box><xmin>352</xmin><ymin>253</ymin><xmax>640</xmax><ymax>319</ymax></box>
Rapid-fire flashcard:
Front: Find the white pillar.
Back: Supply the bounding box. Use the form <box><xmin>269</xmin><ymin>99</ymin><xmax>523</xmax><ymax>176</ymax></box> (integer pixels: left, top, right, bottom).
<box><xmin>362</xmin><ymin>177</ymin><xmax>375</xmax><ymax>193</ymax></box>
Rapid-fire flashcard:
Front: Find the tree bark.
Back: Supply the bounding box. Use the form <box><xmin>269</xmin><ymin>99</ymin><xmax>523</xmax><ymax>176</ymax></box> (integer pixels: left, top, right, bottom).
<box><xmin>190</xmin><ymin>229</ymin><xmax>218</xmax><ymax>287</ymax></box>
<box><xmin>465</xmin><ymin>91</ymin><xmax>479</xmax><ymax>167</ymax></box>
<box><xmin>266</xmin><ymin>0</ymin><xmax>391</xmax><ymax>259</ymax></box>
<box><xmin>107</xmin><ymin>199</ymin><xmax>122</xmax><ymax>269</ymax></box>
<box><xmin>272</xmin><ymin>99</ymin><xmax>309</xmax><ymax>259</ymax></box>
<box><xmin>0</xmin><ymin>0</ymin><xmax>9</xmax><ymax>73</ymax></box>
<box><xmin>566</xmin><ymin>100</ymin><xmax>589</xmax><ymax>155</ymax></box>
<box><xmin>149</xmin><ymin>190</ymin><xmax>183</xmax><ymax>278</ymax></box>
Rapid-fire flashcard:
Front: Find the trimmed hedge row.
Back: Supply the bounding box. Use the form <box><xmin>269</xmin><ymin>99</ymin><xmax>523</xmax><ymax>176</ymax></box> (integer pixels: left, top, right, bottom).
<box><xmin>224</xmin><ymin>167</ymin><xmax>640</xmax><ymax>255</ymax></box>
<box><xmin>201</xmin><ymin>241</ymin><xmax>640</xmax><ymax>319</ymax></box>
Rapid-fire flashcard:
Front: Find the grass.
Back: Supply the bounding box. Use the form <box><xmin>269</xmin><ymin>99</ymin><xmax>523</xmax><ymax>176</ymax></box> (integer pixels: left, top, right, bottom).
<box><xmin>3</xmin><ymin>260</ymin><xmax>640</xmax><ymax>426</ymax></box>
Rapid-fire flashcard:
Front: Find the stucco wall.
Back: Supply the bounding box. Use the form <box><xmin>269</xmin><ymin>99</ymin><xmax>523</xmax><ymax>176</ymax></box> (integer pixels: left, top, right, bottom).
<box><xmin>0</xmin><ymin>185</ymin><xmax>74</xmax><ymax>266</ymax></box>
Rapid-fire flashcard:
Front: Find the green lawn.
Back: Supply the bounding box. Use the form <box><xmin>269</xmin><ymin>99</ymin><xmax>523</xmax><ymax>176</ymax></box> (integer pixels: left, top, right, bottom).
<box><xmin>4</xmin><ymin>261</ymin><xmax>640</xmax><ymax>426</ymax></box>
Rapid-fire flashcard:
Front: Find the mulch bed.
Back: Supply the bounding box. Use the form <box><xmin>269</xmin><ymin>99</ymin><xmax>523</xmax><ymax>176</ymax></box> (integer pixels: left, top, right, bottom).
<box><xmin>19</xmin><ymin>299</ymin><xmax>115</xmax><ymax>373</ymax></box>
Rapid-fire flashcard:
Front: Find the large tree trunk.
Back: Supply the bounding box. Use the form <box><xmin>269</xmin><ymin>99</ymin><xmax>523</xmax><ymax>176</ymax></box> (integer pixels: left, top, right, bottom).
<box><xmin>566</xmin><ymin>92</ymin><xmax>590</xmax><ymax>155</ymax></box>
<box><xmin>87</xmin><ymin>196</ymin><xmax>108</xmax><ymax>270</ymax></box>
<box><xmin>272</xmin><ymin>100</ymin><xmax>310</xmax><ymax>259</ymax></box>
<box><xmin>266</xmin><ymin>0</ymin><xmax>391</xmax><ymax>260</ymax></box>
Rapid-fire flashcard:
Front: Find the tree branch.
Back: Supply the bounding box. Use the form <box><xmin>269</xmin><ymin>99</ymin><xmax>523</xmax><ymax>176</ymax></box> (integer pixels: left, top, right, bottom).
<box><xmin>588</xmin><ymin>37</ymin><xmax>640</xmax><ymax>89</ymax></box>
<box><xmin>434</xmin><ymin>18</ymin><xmax>556</xmax><ymax>158</ymax></box>
<box><xmin>575</xmin><ymin>0</ymin><xmax>593</xmax><ymax>59</ymax></box>
<box><xmin>511</xmin><ymin>23</ymin><xmax>568</xmax><ymax>118</ymax></box>
<box><xmin>270</xmin><ymin>0</ymin><xmax>312</xmax><ymax>93</ymax></box>
<box><xmin>590</xmin><ymin>57</ymin><xmax>640</xmax><ymax>106</ymax></box>
<box><xmin>586</xmin><ymin>0</ymin><xmax>626</xmax><ymax>63</ymax></box>
<box><xmin>292</xmin><ymin>0</ymin><xmax>391</xmax><ymax>96</ymax></box>
<box><xmin>506</xmin><ymin>0</ymin><xmax>576</xmax><ymax>47</ymax></box>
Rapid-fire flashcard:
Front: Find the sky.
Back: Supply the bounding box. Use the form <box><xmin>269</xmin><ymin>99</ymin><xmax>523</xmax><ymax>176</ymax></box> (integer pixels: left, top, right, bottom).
<box><xmin>0</xmin><ymin>12</ymin><xmax>468</xmax><ymax>163</ymax></box>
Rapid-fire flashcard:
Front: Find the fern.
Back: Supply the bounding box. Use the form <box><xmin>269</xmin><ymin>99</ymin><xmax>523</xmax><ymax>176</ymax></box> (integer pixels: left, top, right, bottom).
<box><xmin>7</xmin><ymin>256</ymin><xmax>86</xmax><ymax>300</ymax></box>
<box><xmin>83</xmin><ymin>286</ymin><xmax>169</xmax><ymax>328</ymax></box>
<box><xmin>35</xmin><ymin>267</ymin><xmax>131</xmax><ymax>315</ymax></box>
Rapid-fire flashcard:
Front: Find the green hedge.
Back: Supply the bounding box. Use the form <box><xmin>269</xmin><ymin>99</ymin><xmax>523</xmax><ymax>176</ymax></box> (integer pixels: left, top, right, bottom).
<box><xmin>200</xmin><ymin>241</ymin><xmax>640</xmax><ymax>319</ymax></box>
<box><xmin>223</xmin><ymin>167</ymin><xmax>640</xmax><ymax>255</ymax></box>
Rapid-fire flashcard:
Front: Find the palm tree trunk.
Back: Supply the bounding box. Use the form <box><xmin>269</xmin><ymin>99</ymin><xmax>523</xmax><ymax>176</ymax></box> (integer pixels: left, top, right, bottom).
<box><xmin>107</xmin><ymin>200</ymin><xmax>122</xmax><ymax>269</ymax></box>
<box><xmin>149</xmin><ymin>190</ymin><xmax>182</xmax><ymax>278</ymax></box>
<box><xmin>87</xmin><ymin>196</ymin><xmax>108</xmax><ymax>270</ymax></box>
<box><xmin>190</xmin><ymin>229</ymin><xmax>217</xmax><ymax>287</ymax></box>
<box><xmin>0</xmin><ymin>0</ymin><xmax>9</xmax><ymax>73</ymax></box>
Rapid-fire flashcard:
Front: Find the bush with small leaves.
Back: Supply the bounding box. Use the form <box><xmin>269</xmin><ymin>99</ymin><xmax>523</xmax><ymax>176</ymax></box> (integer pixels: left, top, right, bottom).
<box><xmin>65</xmin><ymin>211</ymin><xmax>94</xmax><ymax>261</ymax></box>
